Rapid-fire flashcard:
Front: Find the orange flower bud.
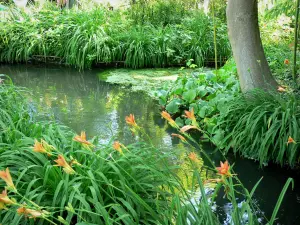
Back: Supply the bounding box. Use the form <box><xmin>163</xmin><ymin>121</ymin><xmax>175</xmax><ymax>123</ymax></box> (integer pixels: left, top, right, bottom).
<box><xmin>0</xmin><ymin>168</ymin><xmax>16</xmax><ymax>191</ymax></box>
<box><xmin>277</xmin><ymin>86</ymin><xmax>286</xmax><ymax>92</ymax></box>
<box><xmin>54</xmin><ymin>155</ymin><xmax>75</xmax><ymax>174</ymax></box>
<box><xmin>185</xmin><ymin>108</ymin><xmax>196</xmax><ymax>121</ymax></box>
<box><xmin>33</xmin><ymin>139</ymin><xmax>54</xmax><ymax>156</ymax></box>
<box><xmin>284</xmin><ymin>59</ymin><xmax>289</xmax><ymax>65</ymax></box>
<box><xmin>287</xmin><ymin>136</ymin><xmax>296</xmax><ymax>145</ymax></box>
<box><xmin>73</xmin><ymin>131</ymin><xmax>93</xmax><ymax>146</ymax></box>
<box><xmin>17</xmin><ymin>205</ymin><xmax>49</xmax><ymax>219</ymax></box>
<box><xmin>180</xmin><ymin>125</ymin><xmax>200</xmax><ymax>133</ymax></box>
<box><xmin>161</xmin><ymin>111</ymin><xmax>178</xmax><ymax>128</ymax></box>
<box><xmin>113</xmin><ymin>141</ymin><xmax>123</xmax><ymax>154</ymax></box>
<box><xmin>0</xmin><ymin>189</ymin><xmax>15</xmax><ymax>205</ymax></box>
<box><xmin>171</xmin><ymin>133</ymin><xmax>187</xmax><ymax>143</ymax></box>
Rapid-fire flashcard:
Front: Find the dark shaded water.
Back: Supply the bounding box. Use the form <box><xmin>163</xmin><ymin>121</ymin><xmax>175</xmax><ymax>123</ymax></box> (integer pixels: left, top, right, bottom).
<box><xmin>1</xmin><ymin>64</ymin><xmax>300</xmax><ymax>225</ymax></box>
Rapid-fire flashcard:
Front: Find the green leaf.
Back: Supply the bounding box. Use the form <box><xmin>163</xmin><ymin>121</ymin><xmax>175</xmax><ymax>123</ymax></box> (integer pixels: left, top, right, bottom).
<box><xmin>182</xmin><ymin>90</ymin><xmax>197</xmax><ymax>103</ymax></box>
<box><xmin>166</xmin><ymin>99</ymin><xmax>182</xmax><ymax>114</ymax></box>
<box><xmin>175</xmin><ymin>117</ymin><xmax>184</xmax><ymax>127</ymax></box>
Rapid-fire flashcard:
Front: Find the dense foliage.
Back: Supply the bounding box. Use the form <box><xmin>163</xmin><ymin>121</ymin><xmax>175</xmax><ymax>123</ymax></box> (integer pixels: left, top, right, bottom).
<box><xmin>0</xmin><ymin>5</ymin><xmax>230</xmax><ymax>69</ymax></box>
<box><xmin>261</xmin><ymin>14</ymin><xmax>297</xmax><ymax>81</ymax></box>
<box><xmin>157</xmin><ymin>60</ymin><xmax>300</xmax><ymax>167</ymax></box>
<box><xmin>156</xmin><ymin>60</ymin><xmax>239</xmax><ymax>132</ymax></box>
<box><xmin>0</xmin><ymin>76</ymin><xmax>291</xmax><ymax>224</ymax></box>
<box><xmin>214</xmin><ymin>90</ymin><xmax>300</xmax><ymax>167</ymax></box>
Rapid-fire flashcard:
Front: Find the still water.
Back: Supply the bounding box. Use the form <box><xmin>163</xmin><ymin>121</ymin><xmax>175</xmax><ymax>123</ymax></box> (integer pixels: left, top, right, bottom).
<box><xmin>1</xmin><ymin>64</ymin><xmax>300</xmax><ymax>225</ymax></box>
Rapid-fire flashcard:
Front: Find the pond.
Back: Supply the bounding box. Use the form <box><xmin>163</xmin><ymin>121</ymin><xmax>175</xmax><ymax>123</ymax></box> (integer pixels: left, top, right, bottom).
<box><xmin>1</xmin><ymin>64</ymin><xmax>300</xmax><ymax>224</ymax></box>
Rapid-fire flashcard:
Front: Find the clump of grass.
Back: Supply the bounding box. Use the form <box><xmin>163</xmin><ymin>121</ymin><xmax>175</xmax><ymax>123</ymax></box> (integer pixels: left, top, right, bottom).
<box><xmin>214</xmin><ymin>90</ymin><xmax>300</xmax><ymax>167</ymax></box>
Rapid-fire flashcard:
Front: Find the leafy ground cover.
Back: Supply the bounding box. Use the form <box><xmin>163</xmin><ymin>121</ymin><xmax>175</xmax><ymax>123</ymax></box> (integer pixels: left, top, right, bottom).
<box><xmin>157</xmin><ymin>58</ymin><xmax>300</xmax><ymax>167</ymax></box>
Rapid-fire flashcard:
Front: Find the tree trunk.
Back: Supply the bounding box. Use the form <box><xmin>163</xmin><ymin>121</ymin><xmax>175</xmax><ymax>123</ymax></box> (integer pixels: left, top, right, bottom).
<box><xmin>227</xmin><ymin>0</ymin><xmax>278</xmax><ymax>92</ymax></box>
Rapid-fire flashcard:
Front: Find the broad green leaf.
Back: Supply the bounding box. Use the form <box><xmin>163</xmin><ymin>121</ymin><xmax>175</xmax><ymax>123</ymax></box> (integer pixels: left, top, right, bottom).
<box><xmin>182</xmin><ymin>90</ymin><xmax>197</xmax><ymax>103</ymax></box>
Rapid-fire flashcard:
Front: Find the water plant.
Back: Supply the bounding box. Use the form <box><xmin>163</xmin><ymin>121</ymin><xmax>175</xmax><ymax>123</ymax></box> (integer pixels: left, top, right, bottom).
<box><xmin>155</xmin><ymin>60</ymin><xmax>239</xmax><ymax>132</ymax></box>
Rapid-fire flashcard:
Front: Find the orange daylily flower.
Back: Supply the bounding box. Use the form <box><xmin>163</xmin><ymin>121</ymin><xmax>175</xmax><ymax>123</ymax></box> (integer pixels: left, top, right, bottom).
<box><xmin>113</xmin><ymin>141</ymin><xmax>123</xmax><ymax>154</ymax></box>
<box><xmin>54</xmin><ymin>155</ymin><xmax>75</xmax><ymax>174</ymax></box>
<box><xmin>287</xmin><ymin>136</ymin><xmax>296</xmax><ymax>145</ymax></box>
<box><xmin>216</xmin><ymin>161</ymin><xmax>231</xmax><ymax>176</ymax></box>
<box><xmin>284</xmin><ymin>59</ymin><xmax>290</xmax><ymax>65</ymax></box>
<box><xmin>185</xmin><ymin>108</ymin><xmax>196</xmax><ymax>121</ymax></box>
<box><xmin>125</xmin><ymin>114</ymin><xmax>138</xmax><ymax>127</ymax></box>
<box><xmin>180</xmin><ymin>125</ymin><xmax>200</xmax><ymax>133</ymax></box>
<box><xmin>0</xmin><ymin>168</ymin><xmax>16</xmax><ymax>191</ymax></box>
<box><xmin>161</xmin><ymin>111</ymin><xmax>178</xmax><ymax>128</ymax></box>
<box><xmin>171</xmin><ymin>133</ymin><xmax>187</xmax><ymax>143</ymax></box>
<box><xmin>33</xmin><ymin>139</ymin><xmax>54</xmax><ymax>156</ymax></box>
<box><xmin>33</xmin><ymin>140</ymin><xmax>46</xmax><ymax>153</ymax></box>
<box><xmin>17</xmin><ymin>205</ymin><xmax>49</xmax><ymax>219</ymax></box>
<box><xmin>188</xmin><ymin>152</ymin><xmax>200</xmax><ymax>163</ymax></box>
<box><xmin>73</xmin><ymin>131</ymin><xmax>92</xmax><ymax>145</ymax></box>
<box><xmin>0</xmin><ymin>189</ymin><xmax>15</xmax><ymax>205</ymax></box>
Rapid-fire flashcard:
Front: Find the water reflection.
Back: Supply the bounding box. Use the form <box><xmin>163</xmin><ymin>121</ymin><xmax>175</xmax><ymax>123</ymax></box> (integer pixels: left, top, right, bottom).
<box><xmin>1</xmin><ymin>65</ymin><xmax>172</xmax><ymax>147</ymax></box>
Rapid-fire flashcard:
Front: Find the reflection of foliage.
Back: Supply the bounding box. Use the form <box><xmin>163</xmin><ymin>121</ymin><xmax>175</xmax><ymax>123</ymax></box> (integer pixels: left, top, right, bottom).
<box><xmin>2</xmin><ymin>65</ymin><xmax>182</xmax><ymax>148</ymax></box>
<box><xmin>175</xmin><ymin>144</ymin><xmax>216</xmax><ymax>190</ymax></box>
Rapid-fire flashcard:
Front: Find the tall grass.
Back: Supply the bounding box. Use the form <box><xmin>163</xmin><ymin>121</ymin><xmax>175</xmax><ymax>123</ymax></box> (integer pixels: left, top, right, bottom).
<box><xmin>214</xmin><ymin>90</ymin><xmax>300</xmax><ymax>167</ymax></box>
<box><xmin>0</xmin><ymin>6</ymin><xmax>230</xmax><ymax>69</ymax></box>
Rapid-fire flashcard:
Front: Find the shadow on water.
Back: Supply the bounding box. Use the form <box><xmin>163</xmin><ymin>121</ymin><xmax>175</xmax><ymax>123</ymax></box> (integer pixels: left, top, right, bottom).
<box><xmin>1</xmin><ymin>64</ymin><xmax>300</xmax><ymax>224</ymax></box>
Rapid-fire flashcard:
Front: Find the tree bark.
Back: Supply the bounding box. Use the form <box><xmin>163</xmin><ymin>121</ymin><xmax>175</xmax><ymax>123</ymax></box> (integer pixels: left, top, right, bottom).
<box><xmin>227</xmin><ymin>0</ymin><xmax>278</xmax><ymax>92</ymax></box>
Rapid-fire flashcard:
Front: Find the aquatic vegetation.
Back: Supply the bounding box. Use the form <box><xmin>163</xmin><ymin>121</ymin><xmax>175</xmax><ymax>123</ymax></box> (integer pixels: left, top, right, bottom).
<box><xmin>0</xmin><ymin>7</ymin><xmax>230</xmax><ymax>69</ymax></box>
<box><xmin>99</xmin><ymin>68</ymin><xmax>184</xmax><ymax>96</ymax></box>
<box><xmin>156</xmin><ymin>60</ymin><xmax>240</xmax><ymax>131</ymax></box>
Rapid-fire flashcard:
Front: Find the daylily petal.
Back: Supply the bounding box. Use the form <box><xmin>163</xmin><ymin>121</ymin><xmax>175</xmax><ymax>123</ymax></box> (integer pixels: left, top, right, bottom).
<box><xmin>180</xmin><ymin>125</ymin><xmax>200</xmax><ymax>133</ymax></box>
<box><xmin>0</xmin><ymin>168</ymin><xmax>16</xmax><ymax>191</ymax></box>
